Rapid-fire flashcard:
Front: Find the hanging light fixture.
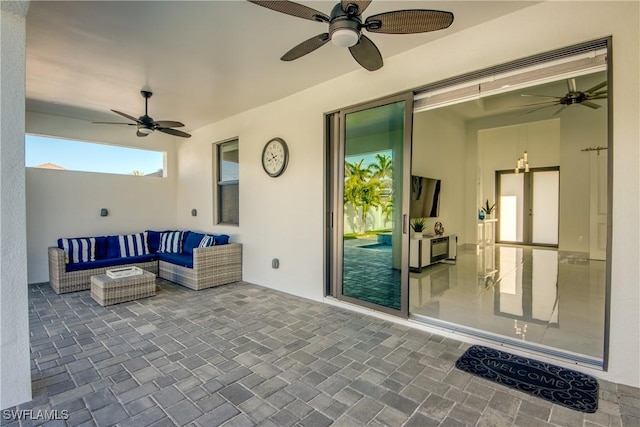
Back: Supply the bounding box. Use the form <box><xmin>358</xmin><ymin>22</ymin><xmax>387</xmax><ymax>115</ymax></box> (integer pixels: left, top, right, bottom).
<box><xmin>514</xmin><ymin>150</ymin><xmax>530</xmax><ymax>174</ymax></box>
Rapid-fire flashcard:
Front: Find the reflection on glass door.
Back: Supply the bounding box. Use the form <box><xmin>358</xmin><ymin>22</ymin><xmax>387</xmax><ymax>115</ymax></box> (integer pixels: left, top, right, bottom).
<box><xmin>330</xmin><ymin>94</ymin><xmax>412</xmax><ymax>316</ymax></box>
<box><xmin>497</xmin><ymin>168</ymin><xmax>559</xmax><ymax>246</ymax></box>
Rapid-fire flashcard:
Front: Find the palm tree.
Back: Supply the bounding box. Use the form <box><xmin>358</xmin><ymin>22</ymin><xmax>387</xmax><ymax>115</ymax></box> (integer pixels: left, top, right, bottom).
<box><xmin>359</xmin><ymin>178</ymin><xmax>383</xmax><ymax>232</ymax></box>
<box><xmin>370</xmin><ymin>153</ymin><xmax>393</xmax><ymax>181</ymax></box>
<box><xmin>370</xmin><ymin>153</ymin><xmax>393</xmax><ymax>226</ymax></box>
<box><xmin>345</xmin><ymin>160</ymin><xmax>372</xmax><ymax>233</ymax></box>
<box><xmin>344</xmin><ymin>159</ymin><xmax>385</xmax><ymax>233</ymax></box>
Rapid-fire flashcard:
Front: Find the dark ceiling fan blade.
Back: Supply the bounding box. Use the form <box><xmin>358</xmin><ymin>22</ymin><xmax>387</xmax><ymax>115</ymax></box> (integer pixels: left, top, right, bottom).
<box><xmin>157</xmin><ymin>127</ymin><xmax>192</xmax><ymax>138</ymax></box>
<box><xmin>92</xmin><ymin>121</ymin><xmax>137</xmax><ymax>125</ymax></box>
<box><xmin>341</xmin><ymin>0</ymin><xmax>372</xmax><ymax>16</ymax></box>
<box><xmin>567</xmin><ymin>78</ymin><xmax>578</xmax><ymax>93</ymax></box>
<box><xmin>136</xmin><ymin>130</ymin><xmax>150</xmax><ymax>137</ymax></box>
<box><xmin>585</xmin><ymin>80</ymin><xmax>607</xmax><ymax>93</ymax></box>
<box><xmin>521</xmin><ymin>94</ymin><xmax>562</xmax><ymax>99</ymax></box>
<box><xmin>153</xmin><ymin>120</ymin><xmax>185</xmax><ymax>128</ymax></box>
<box><xmin>365</xmin><ymin>10</ymin><xmax>454</xmax><ymax>34</ymax></box>
<box><xmin>281</xmin><ymin>33</ymin><xmax>330</xmax><ymax>61</ymax></box>
<box><xmin>581</xmin><ymin>101</ymin><xmax>602</xmax><ymax>109</ymax></box>
<box><xmin>521</xmin><ymin>103</ymin><xmax>558</xmax><ymax>116</ymax></box>
<box><xmin>111</xmin><ymin>109</ymin><xmax>141</xmax><ymax>123</ymax></box>
<box><xmin>349</xmin><ymin>34</ymin><xmax>383</xmax><ymax>71</ymax></box>
<box><xmin>590</xmin><ymin>89</ymin><xmax>607</xmax><ymax>97</ymax></box>
<box><xmin>553</xmin><ymin>105</ymin><xmax>567</xmax><ymax>115</ymax></box>
<box><xmin>247</xmin><ymin>0</ymin><xmax>329</xmax><ymax>23</ymax></box>
<box><xmin>509</xmin><ymin>100</ymin><xmax>560</xmax><ymax>109</ymax></box>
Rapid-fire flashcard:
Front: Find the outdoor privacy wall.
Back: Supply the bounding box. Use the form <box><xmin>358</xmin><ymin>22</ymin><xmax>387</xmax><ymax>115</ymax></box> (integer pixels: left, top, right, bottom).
<box><xmin>25</xmin><ymin>112</ymin><xmax>180</xmax><ymax>283</ymax></box>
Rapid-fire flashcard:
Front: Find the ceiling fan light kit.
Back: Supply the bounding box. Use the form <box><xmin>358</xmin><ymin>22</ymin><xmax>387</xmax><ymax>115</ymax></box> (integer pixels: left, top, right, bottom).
<box><xmin>247</xmin><ymin>0</ymin><xmax>454</xmax><ymax>71</ymax></box>
<box><xmin>331</xmin><ymin>28</ymin><xmax>359</xmax><ymax>47</ymax></box>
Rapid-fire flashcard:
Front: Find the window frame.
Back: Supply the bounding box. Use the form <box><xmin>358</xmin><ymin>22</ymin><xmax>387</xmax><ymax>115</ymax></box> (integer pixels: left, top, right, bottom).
<box><xmin>214</xmin><ymin>138</ymin><xmax>239</xmax><ymax>226</ymax></box>
<box><xmin>25</xmin><ymin>133</ymin><xmax>166</xmax><ymax>178</ymax></box>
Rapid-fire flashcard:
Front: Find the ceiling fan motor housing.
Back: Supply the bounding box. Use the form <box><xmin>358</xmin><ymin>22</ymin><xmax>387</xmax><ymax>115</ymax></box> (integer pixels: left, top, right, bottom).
<box><xmin>329</xmin><ymin>3</ymin><xmax>361</xmax><ymax>47</ymax></box>
<box><xmin>562</xmin><ymin>92</ymin><xmax>588</xmax><ymax>106</ymax></box>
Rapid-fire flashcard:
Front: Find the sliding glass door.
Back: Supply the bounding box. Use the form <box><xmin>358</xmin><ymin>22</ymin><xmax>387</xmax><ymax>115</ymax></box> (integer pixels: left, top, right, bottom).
<box><xmin>327</xmin><ymin>93</ymin><xmax>412</xmax><ymax>316</ymax></box>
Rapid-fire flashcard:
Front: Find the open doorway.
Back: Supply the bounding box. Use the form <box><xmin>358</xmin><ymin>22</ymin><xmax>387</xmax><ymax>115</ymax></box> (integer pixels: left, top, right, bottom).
<box><xmin>408</xmin><ymin>48</ymin><xmax>610</xmax><ymax>366</ymax></box>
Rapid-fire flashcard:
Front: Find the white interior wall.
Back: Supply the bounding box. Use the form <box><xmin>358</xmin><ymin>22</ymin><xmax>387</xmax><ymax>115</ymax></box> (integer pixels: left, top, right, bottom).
<box><xmin>25</xmin><ymin>112</ymin><xmax>180</xmax><ymax>283</ymax></box>
<box><xmin>412</xmin><ymin>109</ymin><xmax>467</xmax><ymax>243</ymax></box>
<box><xmin>176</xmin><ymin>1</ymin><xmax>639</xmax><ymax>387</ymax></box>
<box><xmin>468</xmin><ymin>103</ymin><xmax>607</xmax><ymax>253</ymax></box>
<box><xmin>558</xmin><ymin>104</ymin><xmax>607</xmax><ymax>252</ymax></box>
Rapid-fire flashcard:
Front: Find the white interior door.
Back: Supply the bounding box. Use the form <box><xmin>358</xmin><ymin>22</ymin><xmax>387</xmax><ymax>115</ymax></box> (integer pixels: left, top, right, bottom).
<box><xmin>532</xmin><ymin>170</ymin><xmax>559</xmax><ymax>245</ymax></box>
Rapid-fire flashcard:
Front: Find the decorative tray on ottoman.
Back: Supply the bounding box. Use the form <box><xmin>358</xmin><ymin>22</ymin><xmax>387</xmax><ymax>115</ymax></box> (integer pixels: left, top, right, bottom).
<box><xmin>106</xmin><ymin>266</ymin><xmax>144</xmax><ymax>279</ymax></box>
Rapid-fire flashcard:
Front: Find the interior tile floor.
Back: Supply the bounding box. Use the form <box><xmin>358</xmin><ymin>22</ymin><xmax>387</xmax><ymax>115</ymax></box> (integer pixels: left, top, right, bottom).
<box><xmin>410</xmin><ymin>245</ymin><xmax>606</xmax><ymax>360</ymax></box>
<box><xmin>2</xmin><ymin>280</ymin><xmax>638</xmax><ymax>427</ymax></box>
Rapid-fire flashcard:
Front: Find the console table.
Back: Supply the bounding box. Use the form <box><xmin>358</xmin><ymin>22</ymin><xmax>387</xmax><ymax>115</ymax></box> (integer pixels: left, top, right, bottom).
<box><xmin>410</xmin><ymin>234</ymin><xmax>457</xmax><ymax>272</ymax></box>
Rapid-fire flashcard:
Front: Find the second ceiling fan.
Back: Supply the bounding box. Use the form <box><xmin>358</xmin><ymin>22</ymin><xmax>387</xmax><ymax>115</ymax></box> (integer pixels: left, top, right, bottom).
<box><xmin>248</xmin><ymin>0</ymin><xmax>454</xmax><ymax>71</ymax></box>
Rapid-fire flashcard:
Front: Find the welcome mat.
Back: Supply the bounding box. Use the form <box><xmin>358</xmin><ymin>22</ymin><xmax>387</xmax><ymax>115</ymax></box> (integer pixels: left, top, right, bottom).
<box><xmin>455</xmin><ymin>345</ymin><xmax>598</xmax><ymax>413</ymax></box>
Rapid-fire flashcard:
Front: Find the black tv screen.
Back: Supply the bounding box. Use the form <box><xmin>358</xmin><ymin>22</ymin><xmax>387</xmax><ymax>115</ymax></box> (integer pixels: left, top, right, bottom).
<box><xmin>410</xmin><ymin>175</ymin><xmax>441</xmax><ymax>218</ymax></box>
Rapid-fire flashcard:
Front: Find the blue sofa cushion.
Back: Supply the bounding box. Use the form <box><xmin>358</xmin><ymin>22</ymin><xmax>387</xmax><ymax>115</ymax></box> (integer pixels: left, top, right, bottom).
<box><xmin>58</xmin><ymin>237</ymin><xmax>96</xmax><ymax>264</ymax></box>
<box><xmin>95</xmin><ymin>236</ymin><xmax>108</xmax><ymax>260</ymax></box>
<box><xmin>145</xmin><ymin>230</ymin><xmax>164</xmax><ymax>253</ymax></box>
<box><xmin>158</xmin><ymin>252</ymin><xmax>193</xmax><ymax>269</ymax></box>
<box><xmin>213</xmin><ymin>234</ymin><xmax>230</xmax><ymax>245</ymax></box>
<box><xmin>119</xmin><ymin>232</ymin><xmax>149</xmax><ymax>257</ymax></box>
<box><xmin>106</xmin><ymin>235</ymin><xmax>121</xmax><ymax>259</ymax></box>
<box><xmin>159</xmin><ymin>231</ymin><xmax>183</xmax><ymax>254</ymax></box>
<box><xmin>183</xmin><ymin>232</ymin><xmax>205</xmax><ymax>255</ymax></box>
<box><xmin>199</xmin><ymin>235</ymin><xmax>216</xmax><ymax>248</ymax></box>
<box><xmin>65</xmin><ymin>253</ymin><xmax>158</xmax><ymax>272</ymax></box>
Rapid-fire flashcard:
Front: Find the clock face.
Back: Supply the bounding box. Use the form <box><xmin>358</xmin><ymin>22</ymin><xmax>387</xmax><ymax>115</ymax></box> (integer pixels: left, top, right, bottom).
<box><xmin>262</xmin><ymin>138</ymin><xmax>289</xmax><ymax>177</ymax></box>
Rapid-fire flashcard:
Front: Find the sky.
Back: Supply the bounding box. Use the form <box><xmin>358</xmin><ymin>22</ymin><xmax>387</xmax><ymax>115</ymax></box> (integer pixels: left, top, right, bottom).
<box><xmin>26</xmin><ymin>135</ymin><xmax>164</xmax><ymax>176</ymax></box>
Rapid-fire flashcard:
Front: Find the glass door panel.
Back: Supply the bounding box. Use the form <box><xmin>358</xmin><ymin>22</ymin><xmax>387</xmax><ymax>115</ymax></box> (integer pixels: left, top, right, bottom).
<box><xmin>334</xmin><ymin>94</ymin><xmax>412</xmax><ymax>316</ymax></box>
<box><xmin>532</xmin><ymin>170</ymin><xmax>559</xmax><ymax>245</ymax></box>
<box><xmin>499</xmin><ymin>173</ymin><xmax>524</xmax><ymax>242</ymax></box>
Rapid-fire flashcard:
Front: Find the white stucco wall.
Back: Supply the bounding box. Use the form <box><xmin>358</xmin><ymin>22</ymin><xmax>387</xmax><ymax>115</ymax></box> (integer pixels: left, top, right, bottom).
<box><xmin>0</xmin><ymin>1</ymin><xmax>32</xmax><ymax>410</ymax></box>
<box><xmin>25</xmin><ymin>112</ymin><xmax>180</xmax><ymax>283</ymax></box>
<box><xmin>176</xmin><ymin>2</ymin><xmax>639</xmax><ymax>387</ymax></box>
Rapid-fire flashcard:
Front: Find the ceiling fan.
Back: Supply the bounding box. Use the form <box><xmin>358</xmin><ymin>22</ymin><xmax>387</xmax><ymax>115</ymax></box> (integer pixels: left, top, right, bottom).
<box><xmin>519</xmin><ymin>78</ymin><xmax>607</xmax><ymax>115</ymax></box>
<box><xmin>94</xmin><ymin>91</ymin><xmax>191</xmax><ymax>138</ymax></box>
<box><xmin>247</xmin><ymin>0</ymin><xmax>454</xmax><ymax>71</ymax></box>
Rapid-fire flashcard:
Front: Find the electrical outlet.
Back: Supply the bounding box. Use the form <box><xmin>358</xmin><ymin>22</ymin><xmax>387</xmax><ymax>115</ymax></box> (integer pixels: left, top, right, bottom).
<box><xmin>272</xmin><ymin>258</ymin><xmax>279</xmax><ymax>269</ymax></box>
<box><xmin>578</xmin><ymin>236</ymin><xmax>583</xmax><ymax>242</ymax></box>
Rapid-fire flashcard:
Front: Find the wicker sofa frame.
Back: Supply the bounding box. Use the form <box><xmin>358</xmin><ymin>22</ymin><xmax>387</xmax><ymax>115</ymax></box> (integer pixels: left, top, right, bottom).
<box><xmin>48</xmin><ymin>243</ymin><xmax>242</xmax><ymax>294</ymax></box>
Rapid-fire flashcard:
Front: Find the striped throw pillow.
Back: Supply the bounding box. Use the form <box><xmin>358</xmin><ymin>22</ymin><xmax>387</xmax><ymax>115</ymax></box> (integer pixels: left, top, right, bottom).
<box><xmin>159</xmin><ymin>231</ymin><xmax>183</xmax><ymax>253</ymax></box>
<box><xmin>60</xmin><ymin>237</ymin><xmax>96</xmax><ymax>264</ymax></box>
<box><xmin>119</xmin><ymin>233</ymin><xmax>149</xmax><ymax>257</ymax></box>
<box><xmin>198</xmin><ymin>235</ymin><xmax>216</xmax><ymax>248</ymax></box>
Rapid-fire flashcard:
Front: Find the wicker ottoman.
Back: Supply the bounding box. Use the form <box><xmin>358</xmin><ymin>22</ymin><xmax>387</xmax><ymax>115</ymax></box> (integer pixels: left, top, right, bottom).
<box><xmin>91</xmin><ymin>271</ymin><xmax>156</xmax><ymax>306</ymax></box>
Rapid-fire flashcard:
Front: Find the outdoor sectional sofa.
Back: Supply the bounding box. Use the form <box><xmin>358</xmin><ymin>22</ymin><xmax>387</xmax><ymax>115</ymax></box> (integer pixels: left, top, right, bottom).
<box><xmin>49</xmin><ymin>230</ymin><xmax>242</xmax><ymax>294</ymax></box>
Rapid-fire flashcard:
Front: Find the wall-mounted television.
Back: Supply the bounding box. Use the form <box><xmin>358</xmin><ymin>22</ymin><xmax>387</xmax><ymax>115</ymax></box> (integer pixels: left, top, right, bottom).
<box><xmin>410</xmin><ymin>175</ymin><xmax>441</xmax><ymax>218</ymax></box>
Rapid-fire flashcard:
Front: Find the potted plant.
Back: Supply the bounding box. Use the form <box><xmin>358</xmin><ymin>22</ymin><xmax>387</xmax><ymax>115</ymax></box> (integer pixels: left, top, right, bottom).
<box><xmin>481</xmin><ymin>199</ymin><xmax>496</xmax><ymax>218</ymax></box>
<box><xmin>410</xmin><ymin>218</ymin><xmax>426</xmax><ymax>239</ymax></box>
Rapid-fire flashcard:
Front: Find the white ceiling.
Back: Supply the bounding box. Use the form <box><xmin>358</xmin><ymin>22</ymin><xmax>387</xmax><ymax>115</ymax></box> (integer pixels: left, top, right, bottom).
<box><xmin>26</xmin><ymin>1</ymin><xmax>537</xmax><ymax>133</ymax></box>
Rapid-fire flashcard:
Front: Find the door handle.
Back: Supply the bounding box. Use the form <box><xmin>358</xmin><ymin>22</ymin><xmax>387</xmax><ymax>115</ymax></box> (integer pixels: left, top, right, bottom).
<box><xmin>403</xmin><ymin>214</ymin><xmax>408</xmax><ymax>234</ymax></box>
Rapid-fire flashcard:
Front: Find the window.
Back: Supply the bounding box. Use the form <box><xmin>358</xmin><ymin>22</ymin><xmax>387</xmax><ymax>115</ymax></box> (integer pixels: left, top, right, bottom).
<box><xmin>216</xmin><ymin>139</ymin><xmax>239</xmax><ymax>225</ymax></box>
<box><xmin>26</xmin><ymin>134</ymin><xmax>165</xmax><ymax>177</ymax></box>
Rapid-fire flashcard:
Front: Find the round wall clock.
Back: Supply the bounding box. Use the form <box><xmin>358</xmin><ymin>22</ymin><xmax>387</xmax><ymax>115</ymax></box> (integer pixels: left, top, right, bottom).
<box><xmin>261</xmin><ymin>137</ymin><xmax>289</xmax><ymax>177</ymax></box>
